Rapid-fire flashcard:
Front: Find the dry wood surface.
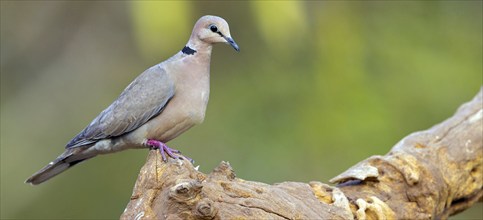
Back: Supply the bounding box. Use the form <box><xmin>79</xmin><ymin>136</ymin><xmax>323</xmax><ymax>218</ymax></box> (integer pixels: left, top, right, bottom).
<box><xmin>122</xmin><ymin>88</ymin><xmax>483</xmax><ymax>220</ymax></box>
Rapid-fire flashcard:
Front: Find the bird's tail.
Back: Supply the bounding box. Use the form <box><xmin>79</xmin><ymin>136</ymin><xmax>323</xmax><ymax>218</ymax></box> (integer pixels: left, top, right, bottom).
<box><xmin>25</xmin><ymin>149</ymin><xmax>93</xmax><ymax>185</ymax></box>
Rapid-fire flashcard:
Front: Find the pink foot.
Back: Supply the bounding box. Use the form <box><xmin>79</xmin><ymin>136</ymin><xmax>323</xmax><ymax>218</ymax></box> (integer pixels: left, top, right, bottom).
<box><xmin>146</xmin><ymin>139</ymin><xmax>193</xmax><ymax>163</ymax></box>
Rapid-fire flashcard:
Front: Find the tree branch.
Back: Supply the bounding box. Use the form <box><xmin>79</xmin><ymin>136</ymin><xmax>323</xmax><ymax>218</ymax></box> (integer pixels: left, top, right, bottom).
<box><xmin>121</xmin><ymin>87</ymin><xmax>482</xmax><ymax>220</ymax></box>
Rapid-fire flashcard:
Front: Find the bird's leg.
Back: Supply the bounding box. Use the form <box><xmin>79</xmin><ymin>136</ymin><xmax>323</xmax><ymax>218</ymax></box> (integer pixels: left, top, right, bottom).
<box><xmin>146</xmin><ymin>139</ymin><xmax>180</xmax><ymax>161</ymax></box>
<box><xmin>146</xmin><ymin>139</ymin><xmax>193</xmax><ymax>163</ymax></box>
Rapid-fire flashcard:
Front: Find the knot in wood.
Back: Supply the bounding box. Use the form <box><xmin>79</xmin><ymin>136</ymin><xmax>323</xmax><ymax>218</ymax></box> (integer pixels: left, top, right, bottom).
<box><xmin>169</xmin><ymin>180</ymin><xmax>202</xmax><ymax>202</ymax></box>
<box><xmin>194</xmin><ymin>198</ymin><xmax>217</xmax><ymax>219</ymax></box>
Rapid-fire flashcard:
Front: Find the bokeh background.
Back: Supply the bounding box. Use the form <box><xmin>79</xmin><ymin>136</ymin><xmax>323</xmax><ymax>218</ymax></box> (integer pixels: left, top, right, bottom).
<box><xmin>1</xmin><ymin>1</ymin><xmax>482</xmax><ymax>219</ymax></box>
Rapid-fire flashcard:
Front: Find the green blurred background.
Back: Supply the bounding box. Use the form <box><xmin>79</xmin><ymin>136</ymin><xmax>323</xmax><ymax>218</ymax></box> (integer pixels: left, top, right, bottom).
<box><xmin>1</xmin><ymin>1</ymin><xmax>481</xmax><ymax>219</ymax></box>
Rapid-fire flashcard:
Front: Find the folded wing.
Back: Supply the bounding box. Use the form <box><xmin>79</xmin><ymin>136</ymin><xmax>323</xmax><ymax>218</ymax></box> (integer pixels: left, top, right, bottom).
<box><xmin>66</xmin><ymin>65</ymin><xmax>175</xmax><ymax>148</ymax></box>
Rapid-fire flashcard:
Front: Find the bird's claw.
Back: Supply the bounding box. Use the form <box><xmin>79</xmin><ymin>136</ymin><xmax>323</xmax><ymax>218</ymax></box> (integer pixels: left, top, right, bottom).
<box><xmin>146</xmin><ymin>139</ymin><xmax>193</xmax><ymax>163</ymax></box>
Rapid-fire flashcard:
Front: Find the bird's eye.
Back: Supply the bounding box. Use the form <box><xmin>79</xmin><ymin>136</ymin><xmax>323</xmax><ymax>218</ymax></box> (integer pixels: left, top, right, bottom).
<box><xmin>209</xmin><ymin>25</ymin><xmax>218</xmax><ymax>33</ymax></box>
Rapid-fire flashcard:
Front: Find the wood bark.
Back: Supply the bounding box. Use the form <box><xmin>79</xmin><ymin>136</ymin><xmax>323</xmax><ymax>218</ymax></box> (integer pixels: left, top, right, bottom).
<box><xmin>121</xmin><ymin>88</ymin><xmax>482</xmax><ymax>220</ymax></box>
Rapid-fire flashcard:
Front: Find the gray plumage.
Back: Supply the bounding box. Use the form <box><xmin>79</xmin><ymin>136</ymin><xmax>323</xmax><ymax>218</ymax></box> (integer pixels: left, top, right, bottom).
<box><xmin>67</xmin><ymin>66</ymin><xmax>174</xmax><ymax>148</ymax></box>
<box><xmin>26</xmin><ymin>15</ymin><xmax>239</xmax><ymax>185</ymax></box>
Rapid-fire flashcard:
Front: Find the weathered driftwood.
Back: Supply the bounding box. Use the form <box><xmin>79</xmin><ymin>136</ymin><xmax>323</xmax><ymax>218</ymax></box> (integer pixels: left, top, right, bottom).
<box><xmin>121</xmin><ymin>88</ymin><xmax>482</xmax><ymax>220</ymax></box>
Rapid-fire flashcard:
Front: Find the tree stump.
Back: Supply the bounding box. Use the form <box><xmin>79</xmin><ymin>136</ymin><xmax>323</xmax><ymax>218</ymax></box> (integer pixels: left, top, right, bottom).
<box><xmin>121</xmin><ymin>88</ymin><xmax>482</xmax><ymax>220</ymax></box>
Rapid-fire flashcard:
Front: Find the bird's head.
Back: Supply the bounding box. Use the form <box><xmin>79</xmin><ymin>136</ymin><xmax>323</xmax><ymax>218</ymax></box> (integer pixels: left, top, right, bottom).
<box><xmin>192</xmin><ymin>15</ymin><xmax>239</xmax><ymax>51</ymax></box>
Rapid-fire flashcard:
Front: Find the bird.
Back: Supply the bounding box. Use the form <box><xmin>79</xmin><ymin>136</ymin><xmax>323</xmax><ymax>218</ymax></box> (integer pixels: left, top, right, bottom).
<box><xmin>25</xmin><ymin>15</ymin><xmax>239</xmax><ymax>185</ymax></box>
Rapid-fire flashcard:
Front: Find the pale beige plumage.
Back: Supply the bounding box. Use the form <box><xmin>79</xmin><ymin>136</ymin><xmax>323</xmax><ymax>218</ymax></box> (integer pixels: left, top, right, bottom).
<box><xmin>26</xmin><ymin>15</ymin><xmax>239</xmax><ymax>185</ymax></box>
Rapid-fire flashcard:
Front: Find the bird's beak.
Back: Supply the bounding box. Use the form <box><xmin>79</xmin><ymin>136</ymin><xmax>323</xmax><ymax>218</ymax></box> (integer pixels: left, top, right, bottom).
<box><xmin>224</xmin><ymin>36</ymin><xmax>240</xmax><ymax>52</ymax></box>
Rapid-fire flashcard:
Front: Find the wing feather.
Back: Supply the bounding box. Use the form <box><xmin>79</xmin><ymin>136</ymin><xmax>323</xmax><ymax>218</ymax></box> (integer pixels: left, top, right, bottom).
<box><xmin>66</xmin><ymin>65</ymin><xmax>174</xmax><ymax>148</ymax></box>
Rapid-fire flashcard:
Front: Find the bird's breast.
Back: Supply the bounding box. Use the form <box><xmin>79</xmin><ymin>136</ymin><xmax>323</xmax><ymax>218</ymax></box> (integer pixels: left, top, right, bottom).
<box><xmin>142</xmin><ymin>93</ymin><xmax>207</xmax><ymax>142</ymax></box>
<box><xmin>178</xmin><ymin>85</ymin><xmax>210</xmax><ymax>125</ymax></box>
<box><xmin>142</xmin><ymin>71</ymin><xmax>210</xmax><ymax>142</ymax></box>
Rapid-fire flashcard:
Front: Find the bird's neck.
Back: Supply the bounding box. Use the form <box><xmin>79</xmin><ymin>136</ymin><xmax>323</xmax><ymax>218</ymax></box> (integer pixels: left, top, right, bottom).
<box><xmin>171</xmin><ymin>39</ymin><xmax>212</xmax><ymax>80</ymax></box>
<box><xmin>183</xmin><ymin>38</ymin><xmax>213</xmax><ymax>56</ymax></box>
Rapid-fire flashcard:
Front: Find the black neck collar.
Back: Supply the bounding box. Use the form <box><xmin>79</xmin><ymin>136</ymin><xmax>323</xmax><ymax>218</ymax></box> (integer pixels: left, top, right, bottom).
<box><xmin>182</xmin><ymin>46</ymin><xmax>197</xmax><ymax>55</ymax></box>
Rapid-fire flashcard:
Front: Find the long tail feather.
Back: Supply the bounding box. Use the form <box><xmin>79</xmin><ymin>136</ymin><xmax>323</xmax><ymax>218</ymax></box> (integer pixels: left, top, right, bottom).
<box><xmin>25</xmin><ymin>150</ymin><xmax>91</xmax><ymax>185</ymax></box>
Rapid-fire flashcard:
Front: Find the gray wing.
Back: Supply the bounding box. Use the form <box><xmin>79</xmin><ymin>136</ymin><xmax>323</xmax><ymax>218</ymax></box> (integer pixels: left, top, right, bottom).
<box><xmin>66</xmin><ymin>65</ymin><xmax>175</xmax><ymax>148</ymax></box>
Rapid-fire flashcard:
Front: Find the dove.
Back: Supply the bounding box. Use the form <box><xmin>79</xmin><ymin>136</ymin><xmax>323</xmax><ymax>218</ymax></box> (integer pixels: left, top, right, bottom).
<box><xmin>26</xmin><ymin>15</ymin><xmax>239</xmax><ymax>185</ymax></box>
